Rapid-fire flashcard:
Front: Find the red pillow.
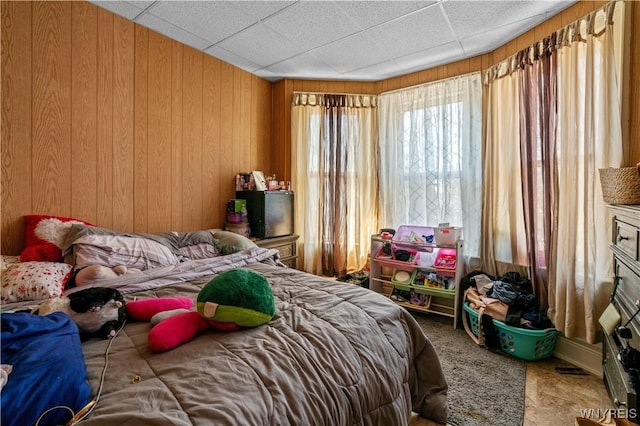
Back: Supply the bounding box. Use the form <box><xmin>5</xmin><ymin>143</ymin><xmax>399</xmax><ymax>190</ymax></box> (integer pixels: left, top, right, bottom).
<box><xmin>20</xmin><ymin>215</ymin><xmax>92</xmax><ymax>262</ymax></box>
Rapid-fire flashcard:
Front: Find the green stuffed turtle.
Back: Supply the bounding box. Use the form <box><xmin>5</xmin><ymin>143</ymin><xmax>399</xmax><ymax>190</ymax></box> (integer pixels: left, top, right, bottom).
<box><xmin>197</xmin><ymin>268</ymin><xmax>276</xmax><ymax>330</ymax></box>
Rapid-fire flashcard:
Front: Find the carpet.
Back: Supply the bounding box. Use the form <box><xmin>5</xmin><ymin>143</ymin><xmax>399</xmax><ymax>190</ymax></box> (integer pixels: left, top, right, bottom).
<box><xmin>413</xmin><ymin>312</ymin><xmax>526</xmax><ymax>426</ymax></box>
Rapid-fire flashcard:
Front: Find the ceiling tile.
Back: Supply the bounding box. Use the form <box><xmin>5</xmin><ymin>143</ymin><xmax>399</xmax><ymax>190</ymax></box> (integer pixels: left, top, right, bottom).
<box><xmin>442</xmin><ymin>1</ymin><xmax>555</xmax><ymax>40</ymax></box>
<box><xmin>216</xmin><ymin>22</ymin><xmax>305</xmax><ymax>67</ymax></box>
<box><xmin>344</xmin><ymin>58</ymin><xmax>402</xmax><ymax>81</ymax></box>
<box><xmin>367</xmin><ymin>5</ymin><xmax>456</xmax><ymax>60</ymax></box>
<box><xmin>335</xmin><ymin>1</ymin><xmax>435</xmax><ymax>29</ymax></box>
<box><xmin>228</xmin><ymin>1</ymin><xmax>296</xmax><ymax>22</ymax></box>
<box><xmin>459</xmin><ymin>14</ymin><xmax>545</xmax><ymax>56</ymax></box>
<box><xmin>394</xmin><ymin>41</ymin><xmax>465</xmax><ymax>75</ymax></box>
<box><xmin>204</xmin><ymin>45</ymin><xmax>262</xmax><ymax>73</ymax></box>
<box><xmin>262</xmin><ymin>1</ymin><xmax>361</xmax><ymax>51</ymax></box>
<box><xmin>311</xmin><ymin>31</ymin><xmax>395</xmax><ymax>74</ymax></box>
<box><xmin>146</xmin><ymin>1</ymin><xmax>257</xmax><ymax>44</ymax></box>
<box><xmin>91</xmin><ymin>1</ymin><xmax>147</xmax><ymax>20</ymax></box>
<box><xmin>136</xmin><ymin>13</ymin><xmax>212</xmax><ymax>51</ymax></box>
<box><xmin>265</xmin><ymin>52</ymin><xmax>340</xmax><ymax>80</ymax></box>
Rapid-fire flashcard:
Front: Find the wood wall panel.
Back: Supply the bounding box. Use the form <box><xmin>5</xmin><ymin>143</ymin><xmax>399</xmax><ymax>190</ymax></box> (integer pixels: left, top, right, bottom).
<box><xmin>1</xmin><ymin>1</ymin><xmax>273</xmax><ymax>254</ymax></box>
<box><xmin>181</xmin><ymin>46</ymin><xmax>203</xmax><ymax>232</ymax></box>
<box><xmin>32</xmin><ymin>1</ymin><xmax>72</xmax><ymax>215</ymax></box>
<box><xmin>170</xmin><ymin>40</ymin><xmax>184</xmax><ymax>231</ymax></box>
<box><xmin>133</xmin><ymin>24</ymin><xmax>148</xmax><ymax>233</ymax></box>
<box><xmin>147</xmin><ymin>30</ymin><xmax>173</xmax><ymax>232</ymax></box>
<box><xmin>1</xmin><ymin>1</ymin><xmax>32</xmax><ymax>255</ymax></box>
<box><xmin>202</xmin><ymin>55</ymin><xmax>222</xmax><ymax>230</ymax></box>
<box><xmin>96</xmin><ymin>7</ymin><xmax>114</xmax><ymax>229</ymax></box>
<box><xmin>71</xmin><ymin>1</ymin><xmax>98</xmax><ymax>223</ymax></box>
<box><xmin>111</xmin><ymin>14</ymin><xmax>135</xmax><ymax>232</ymax></box>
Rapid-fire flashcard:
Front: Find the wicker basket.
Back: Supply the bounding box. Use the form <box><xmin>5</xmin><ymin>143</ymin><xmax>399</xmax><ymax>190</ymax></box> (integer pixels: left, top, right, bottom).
<box><xmin>599</xmin><ymin>167</ymin><xmax>640</xmax><ymax>205</ymax></box>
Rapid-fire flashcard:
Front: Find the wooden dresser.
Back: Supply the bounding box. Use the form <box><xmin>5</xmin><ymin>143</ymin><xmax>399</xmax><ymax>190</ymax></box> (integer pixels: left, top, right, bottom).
<box><xmin>603</xmin><ymin>205</ymin><xmax>640</xmax><ymax>422</ymax></box>
<box><xmin>255</xmin><ymin>234</ymin><xmax>299</xmax><ymax>269</ymax></box>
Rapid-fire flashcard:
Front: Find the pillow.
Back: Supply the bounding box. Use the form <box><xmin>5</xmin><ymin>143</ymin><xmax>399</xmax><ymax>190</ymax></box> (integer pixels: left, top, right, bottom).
<box><xmin>71</xmin><ymin>234</ymin><xmax>181</xmax><ymax>271</ymax></box>
<box><xmin>20</xmin><ymin>215</ymin><xmax>92</xmax><ymax>262</ymax></box>
<box><xmin>211</xmin><ymin>230</ymin><xmax>257</xmax><ymax>254</ymax></box>
<box><xmin>1</xmin><ymin>261</ymin><xmax>73</xmax><ymax>303</ymax></box>
<box><xmin>176</xmin><ymin>243</ymin><xmax>220</xmax><ymax>260</ymax></box>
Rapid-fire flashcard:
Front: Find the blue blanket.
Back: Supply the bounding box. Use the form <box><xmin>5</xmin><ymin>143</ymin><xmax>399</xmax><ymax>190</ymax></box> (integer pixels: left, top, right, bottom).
<box><xmin>1</xmin><ymin>312</ymin><xmax>91</xmax><ymax>426</ymax></box>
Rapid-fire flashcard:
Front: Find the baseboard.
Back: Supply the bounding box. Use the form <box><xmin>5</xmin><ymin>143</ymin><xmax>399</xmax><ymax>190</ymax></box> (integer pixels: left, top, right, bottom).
<box><xmin>552</xmin><ymin>335</ymin><xmax>603</xmax><ymax>378</ymax></box>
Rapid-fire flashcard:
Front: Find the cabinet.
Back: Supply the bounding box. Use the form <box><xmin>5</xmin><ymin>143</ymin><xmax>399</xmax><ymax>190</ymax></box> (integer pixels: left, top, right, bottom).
<box><xmin>369</xmin><ymin>230</ymin><xmax>464</xmax><ymax>328</ymax></box>
<box><xmin>255</xmin><ymin>234</ymin><xmax>299</xmax><ymax>269</ymax></box>
<box><xmin>602</xmin><ymin>205</ymin><xmax>640</xmax><ymax>422</ymax></box>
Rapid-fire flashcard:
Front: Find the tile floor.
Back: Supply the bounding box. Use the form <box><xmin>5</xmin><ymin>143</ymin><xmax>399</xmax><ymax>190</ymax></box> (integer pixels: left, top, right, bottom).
<box><xmin>409</xmin><ymin>356</ymin><xmax>614</xmax><ymax>426</ymax></box>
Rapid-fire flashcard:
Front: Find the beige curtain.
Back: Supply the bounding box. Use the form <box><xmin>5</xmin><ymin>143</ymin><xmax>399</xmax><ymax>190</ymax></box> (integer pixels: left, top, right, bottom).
<box><xmin>481</xmin><ymin>69</ymin><xmax>529</xmax><ymax>278</ymax></box>
<box><xmin>291</xmin><ymin>93</ymin><xmax>378</xmax><ymax>276</ymax></box>
<box><xmin>548</xmin><ymin>2</ymin><xmax>623</xmax><ymax>343</ymax></box>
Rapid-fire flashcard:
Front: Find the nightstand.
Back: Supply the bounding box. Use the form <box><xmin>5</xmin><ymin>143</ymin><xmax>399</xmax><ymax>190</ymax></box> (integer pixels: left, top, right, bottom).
<box><xmin>255</xmin><ymin>234</ymin><xmax>299</xmax><ymax>269</ymax></box>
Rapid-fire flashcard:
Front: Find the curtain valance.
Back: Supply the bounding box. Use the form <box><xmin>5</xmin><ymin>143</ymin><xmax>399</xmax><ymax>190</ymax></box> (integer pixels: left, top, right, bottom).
<box><xmin>292</xmin><ymin>92</ymin><xmax>377</xmax><ymax>108</ymax></box>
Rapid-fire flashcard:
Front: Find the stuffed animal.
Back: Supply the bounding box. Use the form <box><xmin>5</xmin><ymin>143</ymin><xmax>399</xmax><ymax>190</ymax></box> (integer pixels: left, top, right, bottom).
<box><xmin>33</xmin><ymin>287</ymin><xmax>126</xmax><ymax>340</ymax></box>
<box><xmin>75</xmin><ymin>264</ymin><xmax>141</xmax><ymax>287</ymax></box>
<box><xmin>128</xmin><ymin>268</ymin><xmax>276</xmax><ymax>352</ymax></box>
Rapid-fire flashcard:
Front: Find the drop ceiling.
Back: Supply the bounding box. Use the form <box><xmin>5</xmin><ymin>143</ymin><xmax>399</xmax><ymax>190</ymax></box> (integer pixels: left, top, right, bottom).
<box><xmin>91</xmin><ymin>0</ymin><xmax>577</xmax><ymax>82</ymax></box>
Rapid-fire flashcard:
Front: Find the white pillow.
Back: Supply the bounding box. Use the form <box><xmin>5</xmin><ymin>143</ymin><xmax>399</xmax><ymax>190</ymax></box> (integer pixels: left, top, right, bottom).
<box><xmin>1</xmin><ymin>261</ymin><xmax>73</xmax><ymax>303</ymax></box>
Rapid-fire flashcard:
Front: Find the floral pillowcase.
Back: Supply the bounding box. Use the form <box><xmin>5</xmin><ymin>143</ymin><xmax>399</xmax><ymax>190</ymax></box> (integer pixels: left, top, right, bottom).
<box><xmin>1</xmin><ymin>259</ymin><xmax>73</xmax><ymax>303</ymax></box>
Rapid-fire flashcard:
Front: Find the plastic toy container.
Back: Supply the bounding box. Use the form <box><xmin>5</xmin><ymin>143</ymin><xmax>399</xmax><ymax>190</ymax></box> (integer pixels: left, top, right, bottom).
<box><xmin>433</xmin><ymin>248</ymin><xmax>456</xmax><ymax>277</ymax></box>
<box><xmin>374</xmin><ymin>246</ymin><xmax>417</xmax><ymax>272</ymax></box>
<box><xmin>392</xmin><ymin>225</ymin><xmax>435</xmax><ymax>250</ymax></box>
<box><xmin>434</xmin><ymin>226</ymin><xmax>462</xmax><ymax>246</ymax></box>
<box><xmin>463</xmin><ymin>303</ymin><xmax>558</xmax><ymax>361</ymax></box>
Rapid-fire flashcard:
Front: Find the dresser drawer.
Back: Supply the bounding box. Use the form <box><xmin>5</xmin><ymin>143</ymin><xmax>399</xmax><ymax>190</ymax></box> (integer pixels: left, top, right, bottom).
<box><xmin>615</xmin><ymin>220</ymin><xmax>640</xmax><ymax>261</ymax></box>
<box><xmin>603</xmin><ymin>333</ymin><xmax>637</xmax><ymax>411</ymax></box>
<box><xmin>274</xmin><ymin>243</ymin><xmax>294</xmax><ymax>258</ymax></box>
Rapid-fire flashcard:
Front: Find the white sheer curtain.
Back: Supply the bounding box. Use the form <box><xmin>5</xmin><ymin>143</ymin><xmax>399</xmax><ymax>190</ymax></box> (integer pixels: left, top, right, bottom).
<box><xmin>291</xmin><ymin>93</ymin><xmax>378</xmax><ymax>276</ymax></box>
<box><xmin>548</xmin><ymin>3</ymin><xmax>623</xmax><ymax>343</ymax></box>
<box><xmin>378</xmin><ymin>73</ymin><xmax>483</xmax><ymax>259</ymax></box>
<box><xmin>481</xmin><ymin>70</ymin><xmax>529</xmax><ymax>277</ymax></box>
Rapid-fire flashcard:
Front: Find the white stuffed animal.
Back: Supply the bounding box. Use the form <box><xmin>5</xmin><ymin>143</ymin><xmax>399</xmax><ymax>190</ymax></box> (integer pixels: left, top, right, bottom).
<box><xmin>75</xmin><ymin>264</ymin><xmax>141</xmax><ymax>287</ymax></box>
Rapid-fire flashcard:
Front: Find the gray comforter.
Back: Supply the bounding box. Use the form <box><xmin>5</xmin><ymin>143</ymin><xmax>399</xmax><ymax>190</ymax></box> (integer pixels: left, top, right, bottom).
<box><xmin>78</xmin><ymin>250</ymin><xmax>448</xmax><ymax>425</ymax></box>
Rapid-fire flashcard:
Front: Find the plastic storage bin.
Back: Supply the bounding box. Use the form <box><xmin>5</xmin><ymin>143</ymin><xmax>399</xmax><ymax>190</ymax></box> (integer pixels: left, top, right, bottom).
<box><xmin>434</xmin><ymin>226</ymin><xmax>462</xmax><ymax>246</ymax></box>
<box><xmin>392</xmin><ymin>225</ymin><xmax>435</xmax><ymax>250</ymax></box>
<box><xmin>433</xmin><ymin>248</ymin><xmax>456</xmax><ymax>277</ymax></box>
<box><xmin>374</xmin><ymin>246</ymin><xmax>418</xmax><ymax>272</ymax></box>
<box><xmin>391</xmin><ymin>269</ymin><xmax>415</xmax><ymax>285</ymax></box>
<box><xmin>463</xmin><ymin>303</ymin><xmax>558</xmax><ymax>361</ymax></box>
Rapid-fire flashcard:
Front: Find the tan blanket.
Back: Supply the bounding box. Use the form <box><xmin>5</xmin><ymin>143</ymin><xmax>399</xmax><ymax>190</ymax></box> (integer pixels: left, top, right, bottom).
<box><xmin>79</xmin><ymin>257</ymin><xmax>448</xmax><ymax>425</ymax></box>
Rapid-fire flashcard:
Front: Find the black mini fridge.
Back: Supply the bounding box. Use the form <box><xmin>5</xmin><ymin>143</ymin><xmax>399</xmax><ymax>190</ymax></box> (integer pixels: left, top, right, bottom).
<box><xmin>235</xmin><ymin>190</ymin><xmax>294</xmax><ymax>239</ymax></box>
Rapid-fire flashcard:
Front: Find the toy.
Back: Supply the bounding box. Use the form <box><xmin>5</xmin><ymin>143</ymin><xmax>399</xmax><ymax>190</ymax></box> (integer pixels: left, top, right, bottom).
<box><xmin>75</xmin><ymin>264</ymin><xmax>141</xmax><ymax>287</ymax></box>
<box><xmin>144</xmin><ymin>268</ymin><xmax>276</xmax><ymax>352</ymax></box>
<box><xmin>126</xmin><ymin>297</ymin><xmax>194</xmax><ymax>321</ymax></box>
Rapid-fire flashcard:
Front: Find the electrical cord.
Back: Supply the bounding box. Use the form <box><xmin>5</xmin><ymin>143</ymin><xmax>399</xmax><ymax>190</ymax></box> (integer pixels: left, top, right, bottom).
<box><xmin>34</xmin><ymin>319</ymin><xmax>127</xmax><ymax>426</ymax></box>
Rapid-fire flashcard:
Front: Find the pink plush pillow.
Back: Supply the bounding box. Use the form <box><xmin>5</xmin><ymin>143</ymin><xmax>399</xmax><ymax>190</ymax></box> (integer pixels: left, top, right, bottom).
<box><xmin>20</xmin><ymin>214</ymin><xmax>93</xmax><ymax>262</ymax></box>
<box><xmin>1</xmin><ymin>261</ymin><xmax>73</xmax><ymax>303</ymax></box>
<box><xmin>125</xmin><ymin>297</ymin><xmax>194</xmax><ymax>321</ymax></box>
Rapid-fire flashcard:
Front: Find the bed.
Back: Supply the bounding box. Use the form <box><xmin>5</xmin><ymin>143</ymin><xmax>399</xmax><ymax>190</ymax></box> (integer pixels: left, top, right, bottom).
<box><xmin>0</xmin><ymin>219</ymin><xmax>448</xmax><ymax>426</ymax></box>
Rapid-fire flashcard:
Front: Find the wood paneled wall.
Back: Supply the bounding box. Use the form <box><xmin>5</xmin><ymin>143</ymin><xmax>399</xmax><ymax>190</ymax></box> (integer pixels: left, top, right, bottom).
<box><xmin>1</xmin><ymin>1</ymin><xmax>272</xmax><ymax>255</ymax></box>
